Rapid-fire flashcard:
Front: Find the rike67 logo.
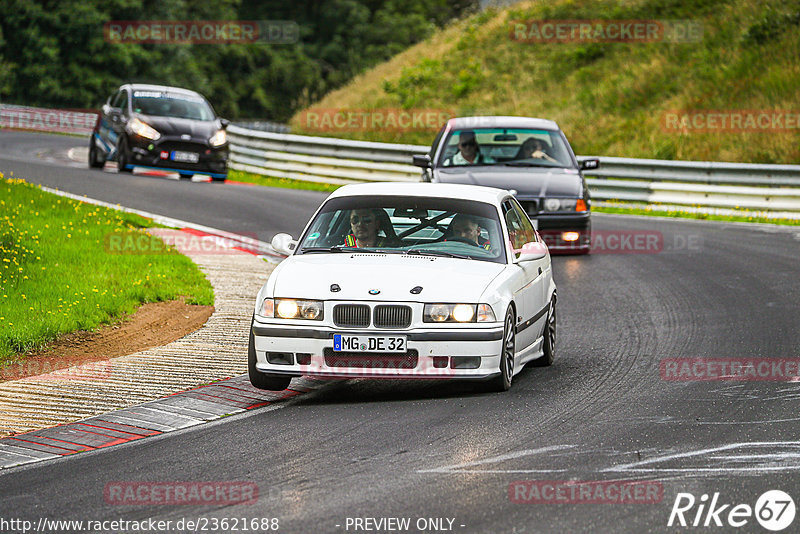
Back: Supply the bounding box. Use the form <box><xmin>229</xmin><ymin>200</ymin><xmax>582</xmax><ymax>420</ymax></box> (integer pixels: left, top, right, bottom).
<box><xmin>668</xmin><ymin>490</ymin><xmax>795</xmax><ymax>531</ymax></box>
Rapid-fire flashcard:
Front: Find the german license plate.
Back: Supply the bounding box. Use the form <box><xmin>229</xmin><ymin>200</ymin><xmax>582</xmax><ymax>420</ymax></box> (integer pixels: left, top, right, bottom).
<box><xmin>333</xmin><ymin>334</ymin><xmax>406</xmax><ymax>353</ymax></box>
<box><xmin>171</xmin><ymin>151</ymin><xmax>199</xmax><ymax>163</ymax></box>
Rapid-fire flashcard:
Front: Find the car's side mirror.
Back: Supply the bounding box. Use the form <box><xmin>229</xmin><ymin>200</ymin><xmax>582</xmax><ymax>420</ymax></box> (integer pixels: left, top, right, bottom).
<box><xmin>412</xmin><ymin>154</ymin><xmax>432</xmax><ymax>168</ymax></box>
<box><xmin>220</xmin><ymin>118</ymin><xmax>231</xmax><ymax>128</ymax></box>
<box><xmin>271</xmin><ymin>233</ymin><xmax>298</xmax><ymax>256</ymax></box>
<box><xmin>579</xmin><ymin>158</ymin><xmax>600</xmax><ymax>171</ymax></box>
<box><xmin>515</xmin><ymin>241</ymin><xmax>548</xmax><ymax>262</ymax></box>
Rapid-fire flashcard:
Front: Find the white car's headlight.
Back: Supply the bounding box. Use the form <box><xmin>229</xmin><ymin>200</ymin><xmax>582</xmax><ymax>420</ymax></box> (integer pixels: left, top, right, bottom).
<box><xmin>129</xmin><ymin>118</ymin><xmax>161</xmax><ymax>140</ymax></box>
<box><xmin>263</xmin><ymin>298</ymin><xmax>324</xmax><ymax>320</ymax></box>
<box><xmin>209</xmin><ymin>129</ymin><xmax>227</xmax><ymax>147</ymax></box>
<box><xmin>423</xmin><ymin>303</ymin><xmax>495</xmax><ymax>323</ymax></box>
<box><xmin>452</xmin><ymin>304</ymin><xmax>475</xmax><ymax>322</ymax></box>
<box><xmin>426</xmin><ymin>304</ymin><xmax>451</xmax><ymax>322</ymax></box>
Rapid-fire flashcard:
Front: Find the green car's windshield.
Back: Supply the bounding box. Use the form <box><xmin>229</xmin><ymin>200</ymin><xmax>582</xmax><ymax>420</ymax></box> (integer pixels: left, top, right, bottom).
<box><xmin>437</xmin><ymin>128</ymin><xmax>575</xmax><ymax>169</ymax></box>
<box><xmin>297</xmin><ymin>195</ymin><xmax>507</xmax><ymax>264</ymax></box>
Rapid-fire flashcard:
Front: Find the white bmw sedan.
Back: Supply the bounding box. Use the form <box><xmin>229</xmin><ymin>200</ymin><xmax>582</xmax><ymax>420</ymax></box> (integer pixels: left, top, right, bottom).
<box><xmin>249</xmin><ymin>183</ymin><xmax>557</xmax><ymax>392</ymax></box>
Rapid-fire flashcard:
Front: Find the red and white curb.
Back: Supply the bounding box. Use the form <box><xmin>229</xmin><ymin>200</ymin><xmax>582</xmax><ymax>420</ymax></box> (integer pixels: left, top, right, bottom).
<box><xmin>0</xmin><ymin>376</ymin><xmax>324</xmax><ymax>469</ymax></box>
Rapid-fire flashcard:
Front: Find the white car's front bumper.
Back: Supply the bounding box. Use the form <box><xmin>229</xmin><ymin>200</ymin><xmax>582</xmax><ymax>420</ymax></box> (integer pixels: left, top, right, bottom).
<box><xmin>251</xmin><ymin>318</ymin><xmax>504</xmax><ymax>380</ymax></box>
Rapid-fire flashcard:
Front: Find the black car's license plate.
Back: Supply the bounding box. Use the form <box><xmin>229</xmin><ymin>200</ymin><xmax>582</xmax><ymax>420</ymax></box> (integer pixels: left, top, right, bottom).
<box><xmin>171</xmin><ymin>151</ymin><xmax>199</xmax><ymax>163</ymax></box>
<box><xmin>333</xmin><ymin>334</ymin><xmax>406</xmax><ymax>353</ymax></box>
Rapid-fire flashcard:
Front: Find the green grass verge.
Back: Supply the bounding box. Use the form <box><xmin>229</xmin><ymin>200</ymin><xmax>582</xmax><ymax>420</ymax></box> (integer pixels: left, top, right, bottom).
<box><xmin>228</xmin><ymin>170</ymin><xmax>340</xmax><ymax>193</ymax></box>
<box><xmin>594</xmin><ymin>204</ymin><xmax>800</xmax><ymax>225</ymax></box>
<box><xmin>0</xmin><ymin>174</ymin><xmax>214</xmax><ymax>363</ymax></box>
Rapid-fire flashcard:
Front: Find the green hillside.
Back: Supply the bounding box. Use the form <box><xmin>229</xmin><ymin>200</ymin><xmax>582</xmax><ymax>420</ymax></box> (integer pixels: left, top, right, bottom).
<box><xmin>290</xmin><ymin>0</ymin><xmax>800</xmax><ymax>163</ymax></box>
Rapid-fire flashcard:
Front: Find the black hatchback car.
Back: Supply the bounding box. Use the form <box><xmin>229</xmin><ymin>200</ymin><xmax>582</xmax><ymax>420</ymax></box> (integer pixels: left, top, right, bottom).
<box><xmin>413</xmin><ymin>116</ymin><xmax>598</xmax><ymax>253</ymax></box>
<box><xmin>90</xmin><ymin>84</ymin><xmax>229</xmax><ymax>181</ymax></box>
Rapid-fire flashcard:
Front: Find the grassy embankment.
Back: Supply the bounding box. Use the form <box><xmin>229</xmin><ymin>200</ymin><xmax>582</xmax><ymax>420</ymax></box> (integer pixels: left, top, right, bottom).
<box><xmin>0</xmin><ymin>174</ymin><xmax>214</xmax><ymax>363</ymax></box>
<box><xmin>267</xmin><ymin>0</ymin><xmax>799</xmax><ymax>224</ymax></box>
<box><xmin>290</xmin><ymin>0</ymin><xmax>800</xmax><ymax>160</ymax></box>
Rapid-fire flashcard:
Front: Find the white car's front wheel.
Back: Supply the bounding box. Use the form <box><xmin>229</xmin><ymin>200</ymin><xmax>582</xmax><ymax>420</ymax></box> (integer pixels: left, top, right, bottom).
<box><xmin>533</xmin><ymin>295</ymin><xmax>556</xmax><ymax>367</ymax></box>
<box><xmin>487</xmin><ymin>305</ymin><xmax>515</xmax><ymax>392</ymax></box>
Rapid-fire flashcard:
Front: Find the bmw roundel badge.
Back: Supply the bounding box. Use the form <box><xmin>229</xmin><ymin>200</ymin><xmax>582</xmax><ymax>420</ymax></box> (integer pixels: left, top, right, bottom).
<box><xmin>368</xmin><ymin>289</ymin><xmax>380</xmax><ymax>295</ymax></box>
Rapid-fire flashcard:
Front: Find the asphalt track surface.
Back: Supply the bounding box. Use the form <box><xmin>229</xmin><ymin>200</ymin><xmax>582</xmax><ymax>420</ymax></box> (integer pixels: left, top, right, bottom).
<box><xmin>2</xmin><ymin>131</ymin><xmax>800</xmax><ymax>533</ymax></box>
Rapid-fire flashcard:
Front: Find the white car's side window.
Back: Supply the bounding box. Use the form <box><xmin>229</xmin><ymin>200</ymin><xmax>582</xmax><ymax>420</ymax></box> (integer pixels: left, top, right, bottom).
<box><xmin>511</xmin><ymin>199</ymin><xmax>537</xmax><ymax>243</ymax></box>
<box><xmin>503</xmin><ymin>200</ymin><xmax>536</xmax><ymax>258</ymax></box>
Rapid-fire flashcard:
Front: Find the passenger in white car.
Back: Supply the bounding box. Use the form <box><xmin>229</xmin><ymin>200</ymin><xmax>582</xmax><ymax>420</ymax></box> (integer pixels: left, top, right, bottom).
<box><xmin>447</xmin><ymin>214</ymin><xmax>492</xmax><ymax>250</ymax></box>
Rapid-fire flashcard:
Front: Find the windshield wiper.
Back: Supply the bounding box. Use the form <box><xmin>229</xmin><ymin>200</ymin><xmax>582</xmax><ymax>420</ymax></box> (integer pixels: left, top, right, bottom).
<box><xmin>299</xmin><ymin>246</ymin><xmax>346</xmax><ymax>253</ymax></box>
<box><xmin>348</xmin><ymin>248</ymin><xmax>404</xmax><ymax>254</ymax></box>
<box><xmin>303</xmin><ymin>246</ymin><xmax>410</xmax><ymax>255</ymax></box>
<box><xmin>502</xmin><ymin>161</ymin><xmax>558</xmax><ymax>167</ymax></box>
<box><xmin>406</xmin><ymin>249</ymin><xmax>471</xmax><ymax>260</ymax></box>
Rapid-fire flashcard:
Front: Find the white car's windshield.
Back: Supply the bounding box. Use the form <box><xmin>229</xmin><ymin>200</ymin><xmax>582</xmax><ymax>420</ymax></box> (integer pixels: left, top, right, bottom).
<box><xmin>297</xmin><ymin>195</ymin><xmax>506</xmax><ymax>264</ymax></box>
<box><xmin>438</xmin><ymin>128</ymin><xmax>575</xmax><ymax>168</ymax></box>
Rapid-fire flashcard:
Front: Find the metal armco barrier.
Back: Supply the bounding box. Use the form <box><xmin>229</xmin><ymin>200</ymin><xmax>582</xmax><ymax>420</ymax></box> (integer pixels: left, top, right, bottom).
<box><xmin>228</xmin><ymin>125</ymin><xmax>421</xmax><ymax>185</ymax></box>
<box><xmin>227</xmin><ymin>125</ymin><xmax>800</xmax><ymax>213</ymax></box>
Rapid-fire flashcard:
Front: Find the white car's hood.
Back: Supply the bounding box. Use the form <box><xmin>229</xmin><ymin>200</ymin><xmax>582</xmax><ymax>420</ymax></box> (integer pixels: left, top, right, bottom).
<box><xmin>272</xmin><ymin>253</ymin><xmax>504</xmax><ymax>302</ymax></box>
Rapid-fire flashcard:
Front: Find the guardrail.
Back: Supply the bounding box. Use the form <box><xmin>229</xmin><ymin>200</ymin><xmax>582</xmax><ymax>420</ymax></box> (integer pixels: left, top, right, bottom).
<box><xmin>228</xmin><ymin>125</ymin><xmax>422</xmax><ymax>184</ymax></box>
<box><xmin>232</xmin><ymin>120</ymin><xmax>290</xmax><ymax>134</ymax></box>
<box><xmin>228</xmin><ymin>125</ymin><xmax>800</xmax><ymax>215</ymax></box>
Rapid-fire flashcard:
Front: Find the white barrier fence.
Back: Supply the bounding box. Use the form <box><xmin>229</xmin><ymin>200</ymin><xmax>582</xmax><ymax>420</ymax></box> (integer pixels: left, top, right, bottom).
<box><xmin>216</xmin><ymin>125</ymin><xmax>800</xmax><ymax>216</ymax></box>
